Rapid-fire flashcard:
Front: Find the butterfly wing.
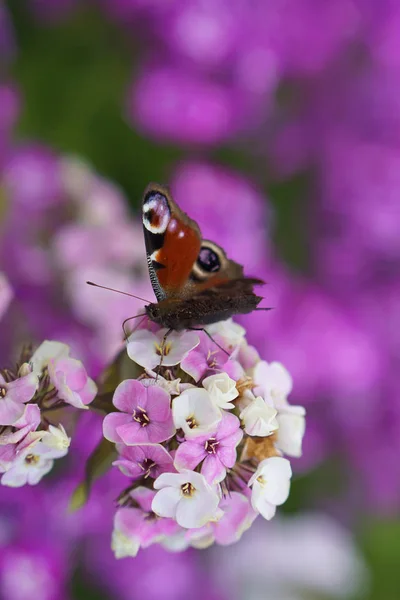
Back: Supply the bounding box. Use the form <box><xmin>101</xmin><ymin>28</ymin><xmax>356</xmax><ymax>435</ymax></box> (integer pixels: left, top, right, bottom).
<box><xmin>143</xmin><ymin>184</ymin><xmax>250</xmax><ymax>301</ymax></box>
<box><xmin>142</xmin><ymin>183</ymin><xmax>202</xmax><ymax>301</ymax></box>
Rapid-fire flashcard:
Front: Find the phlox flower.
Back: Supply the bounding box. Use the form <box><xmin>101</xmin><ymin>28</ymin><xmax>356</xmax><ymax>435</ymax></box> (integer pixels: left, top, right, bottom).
<box><xmin>1</xmin><ymin>437</ymin><xmax>68</xmax><ymax>487</ymax></box>
<box><xmin>174</xmin><ymin>412</ymin><xmax>243</xmax><ymax>484</ymax></box>
<box><xmin>275</xmin><ymin>406</ymin><xmax>306</xmax><ymax>458</ymax></box>
<box><xmin>113</xmin><ymin>443</ymin><xmax>174</xmax><ymax>480</ymax></box>
<box><xmin>202</xmin><ymin>372</ymin><xmax>238</xmax><ymax>410</ymax></box>
<box><xmin>248</xmin><ymin>457</ymin><xmax>292</xmax><ymax>520</ymax></box>
<box><xmin>172</xmin><ymin>388</ymin><xmax>221</xmax><ymax>439</ymax></box>
<box><xmin>152</xmin><ymin>470</ymin><xmax>220</xmax><ymax>529</ymax></box>
<box><xmin>253</xmin><ymin>360</ymin><xmax>293</xmax><ymax>404</ymax></box>
<box><xmin>103</xmin><ymin>379</ymin><xmax>175</xmax><ymax>445</ymax></box>
<box><xmin>186</xmin><ymin>492</ymin><xmax>257</xmax><ymax>549</ymax></box>
<box><xmin>47</xmin><ymin>356</ymin><xmax>97</xmax><ymax>410</ymax></box>
<box><xmin>112</xmin><ymin>487</ymin><xmax>179</xmax><ymax>559</ymax></box>
<box><xmin>127</xmin><ymin>328</ymin><xmax>199</xmax><ymax>370</ymax></box>
<box><xmin>254</xmin><ymin>360</ymin><xmax>306</xmax><ymax>457</ymax></box>
<box><xmin>0</xmin><ymin>371</ymin><xmax>39</xmax><ymax>426</ymax></box>
<box><xmin>206</xmin><ymin>319</ymin><xmax>246</xmax><ymax>350</ymax></box>
<box><xmin>240</xmin><ymin>394</ymin><xmax>278</xmax><ymax>437</ymax></box>
<box><xmin>180</xmin><ymin>330</ymin><xmax>230</xmax><ymax>382</ymax></box>
<box><xmin>30</xmin><ymin>340</ymin><xmax>97</xmax><ymax>410</ymax></box>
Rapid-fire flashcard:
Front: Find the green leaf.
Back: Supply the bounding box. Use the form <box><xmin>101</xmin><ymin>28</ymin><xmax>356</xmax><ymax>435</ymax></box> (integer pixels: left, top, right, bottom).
<box><xmin>69</xmin><ymin>437</ymin><xmax>117</xmax><ymax>511</ymax></box>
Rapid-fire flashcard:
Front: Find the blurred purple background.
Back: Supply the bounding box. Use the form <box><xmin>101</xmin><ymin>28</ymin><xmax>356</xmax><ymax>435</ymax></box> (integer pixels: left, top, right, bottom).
<box><xmin>1</xmin><ymin>1</ymin><xmax>399</xmax><ymax>599</ymax></box>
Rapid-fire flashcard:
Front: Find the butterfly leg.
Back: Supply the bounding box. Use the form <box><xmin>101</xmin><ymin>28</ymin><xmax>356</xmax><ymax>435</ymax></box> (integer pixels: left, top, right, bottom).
<box><xmin>156</xmin><ymin>328</ymin><xmax>173</xmax><ymax>381</ymax></box>
<box><xmin>188</xmin><ymin>327</ymin><xmax>230</xmax><ymax>357</ymax></box>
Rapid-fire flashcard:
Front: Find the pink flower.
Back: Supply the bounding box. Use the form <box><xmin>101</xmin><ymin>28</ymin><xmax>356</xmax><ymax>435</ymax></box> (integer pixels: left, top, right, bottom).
<box><xmin>48</xmin><ymin>356</ymin><xmax>97</xmax><ymax>410</ymax></box>
<box><xmin>103</xmin><ymin>380</ymin><xmax>175</xmax><ymax>445</ymax></box>
<box><xmin>0</xmin><ymin>404</ymin><xmax>41</xmax><ymax>446</ymax></box>
<box><xmin>113</xmin><ymin>443</ymin><xmax>175</xmax><ymax>480</ymax></box>
<box><xmin>174</xmin><ymin>412</ymin><xmax>243</xmax><ymax>484</ymax></box>
<box><xmin>180</xmin><ymin>330</ymin><xmax>230</xmax><ymax>382</ymax></box>
<box><xmin>127</xmin><ymin>328</ymin><xmax>199</xmax><ymax>370</ymax></box>
<box><xmin>0</xmin><ymin>372</ymin><xmax>39</xmax><ymax>426</ymax></box>
<box><xmin>187</xmin><ymin>492</ymin><xmax>257</xmax><ymax>548</ymax></box>
<box><xmin>1</xmin><ymin>437</ymin><xmax>68</xmax><ymax>487</ymax></box>
<box><xmin>112</xmin><ymin>487</ymin><xmax>179</xmax><ymax>558</ymax></box>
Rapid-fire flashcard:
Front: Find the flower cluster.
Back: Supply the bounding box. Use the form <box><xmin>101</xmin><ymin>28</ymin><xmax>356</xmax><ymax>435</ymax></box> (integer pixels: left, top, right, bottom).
<box><xmin>103</xmin><ymin>318</ymin><xmax>305</xmax><ymax>556</ymax></box>
<box><xmin>0</xmin><ymin>341</ymin><xmax>96</xmax><ymax>487</ymax></box>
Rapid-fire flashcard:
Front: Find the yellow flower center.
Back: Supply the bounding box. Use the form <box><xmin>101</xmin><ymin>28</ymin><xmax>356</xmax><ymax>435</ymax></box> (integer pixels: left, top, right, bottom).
<box><xmin>25</xmin><ymin>454</ymin><xmax>40</xmax><ymax>466</ymax></box>
<box><xmin>132</xmin><ymin>406</ymin><xmax>150</xmax><ymax>427</ymax></box>
<box><xmin>181</xmin><ymin>482</ymin><xmax>195</xmax><ymax>497</ymax></box>
<box><xmin>155</xmin><ymin>342</ymin><xmax>172</xmax><ymax>357</ymax></box>
<box><xmin>186</xmin><ymin>416</ymin><xmax>197</xmax><ymax>429</ymax></box>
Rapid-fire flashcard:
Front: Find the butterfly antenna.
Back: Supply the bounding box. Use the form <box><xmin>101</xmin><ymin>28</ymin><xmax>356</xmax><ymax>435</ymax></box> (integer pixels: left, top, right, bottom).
<box><xmin>86</xmin><ymin>281</ymin><xmax>151</xmax><ymax>304</ymax></box>
<box><xmin>254</xmin><ymin>307</ymin><xmax>273</xmax><ymax>311</ymax></box>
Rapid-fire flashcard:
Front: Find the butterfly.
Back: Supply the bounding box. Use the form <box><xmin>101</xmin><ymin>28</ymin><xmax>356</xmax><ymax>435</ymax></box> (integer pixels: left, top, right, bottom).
<box><xmin>141</xmin><ymin>183</ymin><xmax>265</xmax><ymax>332</ymax></box>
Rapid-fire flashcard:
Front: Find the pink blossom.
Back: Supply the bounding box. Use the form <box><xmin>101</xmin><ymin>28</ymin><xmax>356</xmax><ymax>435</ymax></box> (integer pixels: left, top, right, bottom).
<box><xmin>180</xmin><ymin>330</ymin><xmax>230</xmax><ymax>382</ymax></box>
<box><xmin>174</xmin><ymin>412</ymin><xmax>243</xmax><ymax>484</ymax></box>
<box><xmin>113</xmin><ymin>443</ymin><xmax>175</xmax><ymax>480</ymax></box>
<box><xmin>103</xmin><ymin>379</ymin><xmax>175</xmax><ymax>445</ymax></box>
<box><xmin>1</xmin><ymin>437</ymin><xmax>68</xmax><ymax>487</ymax></box>
<box><xmin>0</xmin><ymin>404</ymin><xmax>41</xmax><ymax>446</ymax></box>
<box><xmin>0</xmin><ymin>372</ymin><xmax>39</xmax><ymax>426</ymax></box>
<box><xmin>48</xmin><ymin>356</ymin><xmax>97</xmax><ymax>410</ymax></box>
<box><xmin>112</xmin><ymin>487</ymin><xmax>179</xmax><ymax>558</ymax></box>
<box><xmin>187</xmin><ymin>492</ymin><xmax>257</xmax><ymax>548</ymax></box>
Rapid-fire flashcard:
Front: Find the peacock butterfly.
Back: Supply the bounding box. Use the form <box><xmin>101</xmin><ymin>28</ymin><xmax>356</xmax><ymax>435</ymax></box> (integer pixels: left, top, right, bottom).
<box><xmin>141</xmin><ymin>183</ymin><xmax>265</xmax><ymax>331</ymax></box>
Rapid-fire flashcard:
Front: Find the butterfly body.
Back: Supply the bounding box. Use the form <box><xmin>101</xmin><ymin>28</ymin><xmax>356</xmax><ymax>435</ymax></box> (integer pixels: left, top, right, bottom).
<box><xmin>142</xmin><ymin>183</ymin><xmax>265</xmax><ymax>330</ymax></box>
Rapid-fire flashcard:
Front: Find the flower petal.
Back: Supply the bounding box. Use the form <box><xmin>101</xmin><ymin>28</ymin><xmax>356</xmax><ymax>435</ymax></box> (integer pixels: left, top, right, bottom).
<box><xmin>6</xmin><ymin>372</ymin><xmax>39</xmax><ymax>404</ymax></box>
<box><xmin>113</xmin><ymin>380</ymin><xmax>146</xmax><ymax>413</ymax></box>
<box><xmin>103</xmin><ymin>412</ymin><xmax>132</xmax><ymax>443</ymax></box>
<box><xmin>174</xmin><ymin>440</ymin><xmax>206</xmax><ymax>472</ymax></box>
<box><xmin>151</xmin><ymin>486</ymin><xmax>181</xmax><ymax>519</ymax></box>
<box><xmin>201</xmin><ymin>454</ymin><xmax>226</xmax><ymax>484</ymax></box>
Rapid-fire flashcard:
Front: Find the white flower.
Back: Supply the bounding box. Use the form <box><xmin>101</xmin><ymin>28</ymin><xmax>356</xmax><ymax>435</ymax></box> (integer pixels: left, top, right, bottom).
<box><xmin>240</xmin><ymin>396</ymin><xmax>278</xmax><ymax>437</ymax></box>
<box><xmin>248</xmin><ymin>457</ymin><xmax>292</xmax><ymax>520</ymax></box>
<box><xmin>1</xmin><ymin>441</ymin><xmax>68</xmax><ymax>487</ymax></box>
<box><xmin>253</xmin><ymin>360</ymin><xmax>293</xmax><ymax>405</ymax></box>
<box><xmin>152</xmin><ymin>470</ymin><xmax>220</xmax><ymax>529</ymax></box>
<box><xmin>127</xmin><ymin>329</ymin><xmax>199</xmax><ymax>370</ymax></box>
<box><xmin>41</xmin><ymin>424</ymin><xmax>71</xmax><ymax>451</ymax></box>
<box><xmin>30</xmin><ymin>341</ymin><xmax>70</xmax><ymax>376</ymax></box>
<box><xmin>253</xmin><ymin>360</ymin><xmax>305</xmax><ymax>456</ymax></box>
<box><xmin>276</xmin><ymin>408</ymin><xmax>306</xmax><ymax>458</ymax></box>
<box><xmin>172</xmin><ymin>388</ymin><xmax>222</xmax><ymax>439</ymax></box>
<box><xmin>206</xmin><ymin>319</ymin><xmax>246</xmax><ymax>349</ymax></box>
<box><xmin>111</xmin><ymin>528</ymin><xmax>140</xmax><ymax>559</ymax></box>
<box><xmin>202</xmin><ymin>373</ymin><xmax>238</xmax><ymax>410</ymax></box>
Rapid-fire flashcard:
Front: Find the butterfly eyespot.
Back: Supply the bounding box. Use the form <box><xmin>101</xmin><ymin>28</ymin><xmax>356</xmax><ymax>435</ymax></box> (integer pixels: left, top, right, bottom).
<box><xmin>143</xmin><ymin>192</ymin><xmax>170</xmax><ymax>234</ymax></box>
<box><xmin>197</xmin><ymin>246</ymin><xmax>221</xmax><ymax>273</ymax></box>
